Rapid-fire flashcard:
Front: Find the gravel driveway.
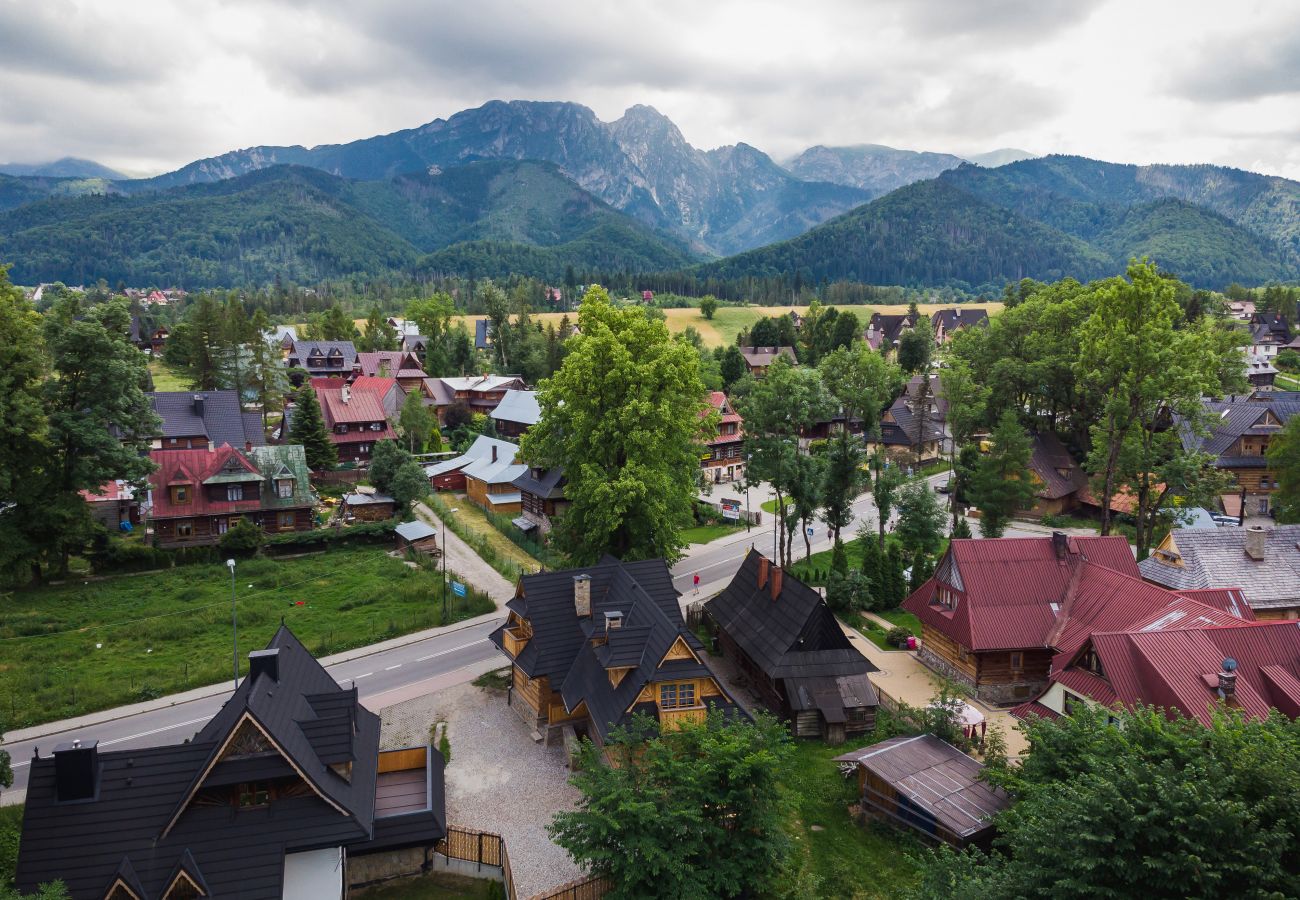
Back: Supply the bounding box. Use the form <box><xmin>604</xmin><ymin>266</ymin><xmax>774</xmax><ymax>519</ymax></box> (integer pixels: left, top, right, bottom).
<box><xmin>379</xmin><ymin>678</ymin><xmax>585</xmax><ymax>898</ymax></box>
<box><xmin>412</xmin><ymin>501</ymin><xmax>515</xmax><ymax>608</ymax></box>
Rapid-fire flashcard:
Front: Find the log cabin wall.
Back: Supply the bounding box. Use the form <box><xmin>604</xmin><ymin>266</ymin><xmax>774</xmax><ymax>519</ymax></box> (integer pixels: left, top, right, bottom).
<box><xmin>973</xmin><ymin>649</ymin><xmax>1052</xmax><ymax>704</ymax></box>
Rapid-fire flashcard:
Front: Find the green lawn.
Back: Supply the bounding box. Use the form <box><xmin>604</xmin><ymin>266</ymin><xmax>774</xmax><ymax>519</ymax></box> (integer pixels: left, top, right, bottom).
<box><xmin>781</xmin><ymin>737</ymin><xmax>921</xmax><ymax>897</ymax></box>
<box><xmin>148</xmin><ymin>357</ymin><xmax>191</xmax><ymax>391</ymax></box>
<box><xmin>876</xmin><ymin>608</ymin><xmax>923</xmax><ymax>634</ymax></box>
<box><xmin>1273</xmin><ymin>371</ymin><xmax>1300</xmax><ymax>390</ymax></box>
<box><xmin>761</xmin><ymin>498</ymin><xmax>780</xmax><ymax>514</ymax></box>
<box><xmin>353</xmin><ymin>873</ymin><xmax>501</xmax><ymax>899</ymax></box>
<box><xmin>0</xmin><ymin>547</ymin><xmax>495</xmax><ymax>728</ymax></box>
<box><xmin>681</xmin><ymin>522</ymin><xmax>745</xmax><ymax>545</ymax></box>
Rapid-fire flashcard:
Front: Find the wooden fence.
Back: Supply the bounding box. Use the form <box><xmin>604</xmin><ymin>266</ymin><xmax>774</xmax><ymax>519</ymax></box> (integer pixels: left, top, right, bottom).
<box><xmin>529</xmin><ymin>874</ymin><xmax>613</xmax><ymax>900</ymax></box>
<box><xmin>436</xmin><ymin>827</ymin><xmax>515</xmax><ymax>898</ymax></box>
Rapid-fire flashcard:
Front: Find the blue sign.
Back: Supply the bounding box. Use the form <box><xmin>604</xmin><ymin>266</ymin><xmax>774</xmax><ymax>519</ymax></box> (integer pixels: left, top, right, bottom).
<box><xmin>452</xmin><ymin>581</ymin><xmax>466</xmax><ymax>597</ymax></box>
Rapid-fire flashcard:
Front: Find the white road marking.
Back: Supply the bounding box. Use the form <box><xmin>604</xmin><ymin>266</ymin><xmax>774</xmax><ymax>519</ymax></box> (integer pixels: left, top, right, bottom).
<box><xmin>353</xmin><ymin>672</ymin><xmax>374</xmax><ymax>679</ymax></box>
<box><xmin>415</xmin><ymin>638</ymin><xmax>489</xmax><ymax>662</ymax></box>
<box><xmin>10</xmin><ymin>715</ymin><xmax>212</xmax><ymax>769</ymax></box>
<box><xmin>385</xmin><ymin>665</ymin><xmax>401</xmax><ymax>671</ymax></box>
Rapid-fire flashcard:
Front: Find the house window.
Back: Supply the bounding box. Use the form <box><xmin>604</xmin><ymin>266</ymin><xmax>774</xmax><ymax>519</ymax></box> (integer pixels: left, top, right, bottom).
<box><xmin>237</xmin><ymin>782</ymin><xmax>271</xmax><ymax>808</ymax></box>
<box><xmin>276</xmin><ymin>479</ymin><xmax>294</xmax><ymax>499</ymax></box>
<box><xmin>358</xmin><ymin>444</ymin><xmax>370</xmax><ymax>455</ymax></box>
<box><xmin>1062</xmin><ymin>690</ymin><xmax>1086</xmax><ymax>716</ymax></box>
<box><xmin>370</xmin><ymin>422</ymin><xmax>383</xmax><ymax>431</ymax></box>
<box><xmin>278</xmin><ymin>511</ymin><xmax>296</xmax><ymax>529</ymax></box>
<box><xmin>171</xmin><ymin>485</ymin><xmax>189</xmax><ymax>504</ymax></box>
<box><xmin>659</xmin><ymin>682</ymin><xmax>697</xmax><ymax>709</ymax></box>
<box><xmin>1009</xmin><ymin>652</ymin><xmax>1024</xmax><ymax>672</ymax></box>
<box><xmin>226</xmin><ymin>485</ymin><xmax>243</xmax><ymax>501</ymax></box>
<box><xmin>176</xmin><ymin>522</ymin><xmax>193</xmax><ymax>538</ymax></box>
<box><xmin>1082</xmin><ymin>647</ymin><xmax>1104</xmax><ymax>676</ymax></box>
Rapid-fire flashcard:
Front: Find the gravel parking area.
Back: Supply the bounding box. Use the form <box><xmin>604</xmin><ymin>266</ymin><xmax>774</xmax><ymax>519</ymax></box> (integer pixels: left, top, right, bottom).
<box><xmin>379</xmin><ymin>678</ymin><xmax>585</xmax><ymax>898</ymax></box>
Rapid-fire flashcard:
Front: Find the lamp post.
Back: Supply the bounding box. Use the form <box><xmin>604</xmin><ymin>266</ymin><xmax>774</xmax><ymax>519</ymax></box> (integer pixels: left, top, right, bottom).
<box><xmin>743</xmin><ymin>453</ymin><xmax>752</xmax><ymax>533</ymax></box>
<box><xmin>226</xmin><ymin>558</ymin><xmax>238</xmax><ymax>691</ymax></box>
<box><xmin>441</xmin><ymin>509</ymin><xmax>459</xmax><ymax>625</ymax></box>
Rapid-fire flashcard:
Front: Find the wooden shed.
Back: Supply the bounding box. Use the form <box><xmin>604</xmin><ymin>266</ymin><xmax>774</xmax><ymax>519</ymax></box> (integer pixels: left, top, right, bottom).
<box><xmin>834</xmin><ymin>734</ymin><xmax>1009</xmax><ymax>848</ymax></box>
<box><xmin>394</xmin><ymin>520</ymin><xmax>440</xmax><ymax>556</ymax></box>
<box><xmin>341</xmin><ymin>491</ymin><xmax>397</xmax><ymax>522</ymax></box>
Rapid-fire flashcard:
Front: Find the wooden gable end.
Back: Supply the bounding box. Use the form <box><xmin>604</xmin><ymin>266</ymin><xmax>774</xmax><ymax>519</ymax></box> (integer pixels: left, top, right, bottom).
<box><xmin>661</xmin><ymin>636</ymin><xmax>699</xmax><ymax>664</ymax></box>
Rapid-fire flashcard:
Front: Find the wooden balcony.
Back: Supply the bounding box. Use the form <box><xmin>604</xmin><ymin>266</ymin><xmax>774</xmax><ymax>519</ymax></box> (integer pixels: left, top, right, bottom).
<box><xmin>502</xmin><ymin>626</ymin><xmax>530</xmax><ymax>658</ymax></box>
<box><xmin>659</xmin><ymin>705</ymin><xmax>707</xmax><ymax>730</ymax></box>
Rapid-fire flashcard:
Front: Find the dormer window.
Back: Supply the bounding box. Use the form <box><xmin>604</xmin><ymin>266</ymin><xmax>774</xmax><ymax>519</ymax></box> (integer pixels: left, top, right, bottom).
<box><xmin>1081</xmin><ymin>647</ymin><xmax>1104</xmax><ymax>677</ymax></box>
<box><xmin>171</xmin><ymin>485</ymin><xmax>190</xmax><ymax>504</ymax></box>
<box><xmin>276</xmin><ymin>478</ymin><xmax>294</xmax><ymax>499</ymax></box>
<box><xmin>370</xmin><ymin>422</ymin><xmax>383</xmax><ymax>431</ymax></box>
<box><xmin>226</xmin><ymin>485</ymin><xmax>243</xmax><ymax>502</ymax></box>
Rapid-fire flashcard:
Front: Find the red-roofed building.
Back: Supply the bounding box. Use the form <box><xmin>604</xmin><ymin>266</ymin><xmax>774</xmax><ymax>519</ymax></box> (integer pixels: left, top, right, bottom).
<box><xmin>147</xmin><ymin>445</ymin><xmax>315</xmax><ymax>546</ymax></box>
<box><xmin>354</xmin><ymin>351</ymin><xmax>428</xmax><ymax>391</ymax></box>
<box><xmin>314</xmin><ymin>382</ymin><xmax>397</xmax><ymax>463</ymax></box>
<box><xmin>701</xmin><ymin>391</ymin><xmax>745</xmax><ymax>483</ymax></box>
<box><xmin>349</xmin><ymin>376</ymin><xmax>405</xmax><ymax>422</ymax></box>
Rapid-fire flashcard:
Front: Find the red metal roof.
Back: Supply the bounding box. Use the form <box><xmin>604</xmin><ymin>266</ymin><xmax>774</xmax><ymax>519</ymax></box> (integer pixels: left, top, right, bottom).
<box><xmin>320</xmin><ymin>387</ymin><xmax>389</xmax><ymax>425</ymax></box>
<box><xmin>902</xmin><ymin>536</ymin><xmax>1137</xmax><ymax>651</ymax></box>
<box><xmin>310</xmin><ymin>377</ymin><xmax>345</xmax><ymax>392</ymax></box>
<box><xmin>148</xmin><ymin>447</ymin><xmax>266</xmax><ymax>519</ymax></box>
<box><xmin>350</xmin><ymin>376</ymin><xmax>400</xmax><ymax>398</ymax></box>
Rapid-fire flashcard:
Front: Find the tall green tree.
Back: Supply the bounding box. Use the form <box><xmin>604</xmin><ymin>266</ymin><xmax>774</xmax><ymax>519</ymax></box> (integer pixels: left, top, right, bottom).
<box><xmin>732</xmin><ymin>359</ymin><xmax>835</xmax><ymax>566</ymax></box>
<box><xmin>869</xmin><ymin>451</ymin><xmax>907</xmax><ymax>549</ymax></box>
<box><xmin>247</xmin><ymin>308</ymin><xmax>289</xmax><ymax>429</ymax></box>
<box><xmin>895</xmin><ymin>480</ymin><xmax>946</xmax><ymax>559</ymax></box>
<box><xmin>550</xmin><ymin>712</ymin><xmax>793</xmax><ymax>900</ymax></box>
<box><xmin>1267</xmin><ymin>415</ymin><xmax>1300</xmax><ymax>523</ymax></box>
<box><xmin>390</xmin><ymin>459</ymin><xmax>430</xmax><ymax>515</ymax></box>
<box><xmin>398</xmin><ymin>388</ymin><xmax>435</xmax><ymax>453</ymax></box>
<box><xmin>367</xmin><ymin>439</ymin><xmax>409</xmax><ymax>495</ymax></box>
<box><xmin>699</xmin><ymin>295</ymin><xmax>719</xmax><ymax>320</ymax></box>
<box><xmin>0</xmin><ymin>265</ymin><xmax>47</xmax><ymax>508</ymax></box>
<box><xmin>359</xmin><ymin>304</ymin><xmax>398</xmax><ymax>352</ymax></box>
<box><xmin>917</xmin><ymin>706</ymin><xmax>1300</xmax><ymax>900</ymax></box>
<box><xmin>406</xmin><ymin>292</ymin><xmax>456</xmax><ymax>374</ymax></box>
<box><xmin>1077</xmin><ymin>260</ymin><xmax>1228</xmax><ymax>535</ymax></box>
<box><xmin>321</xmin><ymin>304</ymin><xmax>359</xmax><ymax>342</ymax></box>
<box><xmin>29</xmin><ymin>293</ymin><xmax>159</xmax><ymax>578</ymax></box>
<box><xmin>719</xmin><ymin>345</ymin><xmax>747</xmax><ymax>390</ymax></box>
<box><xmin>939</xmin><ymin>358</ymin><xmax>988</xmax><ymax>521</ymax></box>
<box><xmin>896</xmin><ymin>316</ymin><xmax>934</xmax><ymax>374</ymax></box>
<box><xmin>520</xmin><ymin>286</ymin><xmax>711</xmax><ymax>563</ymax></box>
<box><xmin>968</xmin><ymin>410</ymin><xmax>1035</xmax><ymax>538</ymax></box>
<box><xmin>287</xmin><ymin>384</ymin><xmax>337</xmax><ymax>471</ymax></box>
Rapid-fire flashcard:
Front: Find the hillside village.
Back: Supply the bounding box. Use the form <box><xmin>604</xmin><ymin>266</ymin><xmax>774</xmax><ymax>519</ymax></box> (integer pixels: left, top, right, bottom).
<box><xmin>3</xmin><ymin>259</ymin><xmax>1300</xmax><ymax>900</ymax></box>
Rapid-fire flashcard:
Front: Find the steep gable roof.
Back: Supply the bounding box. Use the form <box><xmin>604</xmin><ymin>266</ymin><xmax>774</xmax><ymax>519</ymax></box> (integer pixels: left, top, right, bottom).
<box><xmin>1027</xmin><ymin>432</ymin><xmax>1088</xmax><ymax>500</ymax></box>
<box><xmin>148</xmin><ymin>390</ymin><xmax>264</xmax><ymax>448</ymax></box>
<box><xmin>490</xmin><ymin>389</ymin><xmax>542</xmax><ymax>427</ymax></box>
<box><xmin>1140</xmin><ymin>525</ymin><xmax>1300</xmax><ymax>612</ymax></box>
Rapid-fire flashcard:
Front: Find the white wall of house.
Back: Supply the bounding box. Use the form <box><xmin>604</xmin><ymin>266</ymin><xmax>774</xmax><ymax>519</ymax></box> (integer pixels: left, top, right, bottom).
<box><xmin>282</xmin><ymin>846</ymin><xmax>343</xmax><ymax>900</ymax></box>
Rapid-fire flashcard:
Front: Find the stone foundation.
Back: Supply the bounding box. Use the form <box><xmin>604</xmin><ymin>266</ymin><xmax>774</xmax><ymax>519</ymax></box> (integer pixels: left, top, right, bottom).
<box><xmin>915</xmin><ymin>647</ymin><xmax>1044</xmax><ymax>706</ymax></box>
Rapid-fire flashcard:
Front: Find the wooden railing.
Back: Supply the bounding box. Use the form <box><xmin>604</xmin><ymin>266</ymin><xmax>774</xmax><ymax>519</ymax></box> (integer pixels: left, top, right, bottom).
<box><xmin>530</xmin><ymin>874</ymin><xmax>612</xmax><ymax>900</ymax></box>
<box><xmin>503</xmin><ymin>627</ymin><xmax>530</xmax><ymax>657</ymax></box>
<box><xmin>658</xmin><ymin>705</ymin><xmax>707</xmax><ymax>730</ymax></box>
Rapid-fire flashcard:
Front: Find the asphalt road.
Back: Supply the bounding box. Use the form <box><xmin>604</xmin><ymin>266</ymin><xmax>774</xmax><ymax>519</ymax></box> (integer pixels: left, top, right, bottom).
<box><xmin>2</xmin><ymin>617</ymin><xmax>505</xmax><ymax>800</ymax></box>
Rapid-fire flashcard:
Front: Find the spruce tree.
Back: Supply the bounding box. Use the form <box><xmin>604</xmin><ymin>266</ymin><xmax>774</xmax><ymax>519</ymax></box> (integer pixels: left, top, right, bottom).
<box><xmin>288</xmin><ymin>384</ymin><xmax>337</xmax><ymax>471</ymax></box>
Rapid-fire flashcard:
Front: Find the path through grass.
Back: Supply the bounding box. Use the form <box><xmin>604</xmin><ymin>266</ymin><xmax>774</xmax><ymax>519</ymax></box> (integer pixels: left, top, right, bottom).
<box><xmin>0</xmin><ymin>547</ymin><xmax>494</xmax><ymax>728</ymax></box>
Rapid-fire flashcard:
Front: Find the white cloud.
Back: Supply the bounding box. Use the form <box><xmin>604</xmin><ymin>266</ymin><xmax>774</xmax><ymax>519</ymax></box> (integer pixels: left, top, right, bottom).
<box><xmin>0</xmin><ymin>0</ymin><xmax>1297</xmax><ymax>179</ymax></box>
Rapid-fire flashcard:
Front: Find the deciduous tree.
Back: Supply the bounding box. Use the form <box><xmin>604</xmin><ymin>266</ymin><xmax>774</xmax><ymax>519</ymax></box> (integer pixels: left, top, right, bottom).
<box><xmin>1267</xmin><ymin>414</ymin><xmax>1300</xmax><ymax>523</ymax></box>
<box><xmin>520</xmin><ymin>286</ymin><xmax>711</xmax><ymax>563</ymax></box>
<box><xmin>699</xmin><ymin>294</ymin><xmax>718</xmax><ymax>320</ymax></box>
<box><xmin>398</xmin><ymin>388</ymin><xmax>435</xmax><ymax>453</ymax></box>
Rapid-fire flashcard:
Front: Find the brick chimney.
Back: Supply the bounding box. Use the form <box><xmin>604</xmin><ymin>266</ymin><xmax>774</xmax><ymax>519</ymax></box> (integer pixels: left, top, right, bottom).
<box><xmin>573</xmin><ymin>574</ymin><xmax>591</xmax><ymax>618</ymax></box>
<box><xmin>758</xmin><ymin>555</ymin><xmax>770</xmax><ymax>589</ymax></box>
<box><xmin>1217</xmin><ymin>657</ymin><xmax>1239</xmax><ymax>701</ymax></box>
<box><xmin>1245</xmin><ymin>525</ymin><xmax>1268</xmax><ymax>561</ymax></box>
<box><xmin>770</xmin><ymin>566</ymin><xmax>783</xmax><ymax>600</ymax></box>
<box><xmin>192</xmin><ymin>394</ymin><xmax>205</xmax><ymax>417</ymax></box>
<box><xmin>341</xmin><ymin>384</ymin><xmax>351</xmax><ymax>405</ymax></box>
<box><xmin>491</xmin><ymin>444</ymin><xmax>498</xmax><ymax>464</ymax></box>
<box><xmin>1052</xmin><ymin>531</ymin><xmax>1068</xmax><ymax>560</ymax></box>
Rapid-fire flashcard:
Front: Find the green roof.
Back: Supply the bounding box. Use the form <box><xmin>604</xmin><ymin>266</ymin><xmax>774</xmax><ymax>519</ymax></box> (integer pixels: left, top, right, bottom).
<box><xmin>247</xmin><ymin>445</ymin><xmax>316</xmax><ymax>509</ymax></box>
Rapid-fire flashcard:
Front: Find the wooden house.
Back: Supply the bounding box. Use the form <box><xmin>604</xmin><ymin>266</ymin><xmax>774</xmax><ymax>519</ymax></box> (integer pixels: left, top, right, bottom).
<box><xmin>354</xmin><ymin>351</ymin><xmax>428</xmax><ymax>391</ymax></box>
<box><xmin>929</xmin><ymin>307</ymin><xmax>989</xmax><ymax>346</ymax></box>
<box><xmin>81</xmin><ymin>480</ymin><xmax>141</xmax><ymax>530</ymax></box>
<box><xmin>147</xmin><ymin>444</ymin><xmax>316</xmax><ymax>546</ymax></box>
<box><xmin>15</xmin><ymin>627</ymin><xmax>447</xmax><ymax>899</ymax></box>
<box><xmin>314</xmin><ymin>382</ymin><xmax>397</xmax><ymax>463</ymax></box>
<box><xmin>394</xmin><ymin>520</ymin><xmax>439</xmax><ymax>555</ymax></box>
<box><xmin>834</xmin><ymin>735</ymin><xmax>1008</xmax><ymax>848</ymax></box>
<box><xmin>341</xmin><ymin>491</ymin><xmax>397</xmax><ymax>522</ymax></box>
<box><xmin>512</xmin><ymin>465</ymin><xmax>569</xmax><ymax>536</ymax></box>
<box><xmin>489</xmin><ymin>558</ymin><xmax>746</xmax><ymax>746</ymax></box>
<box><xmin>424</xmin><ymin>436</ymin><xmax>525</xmax><ymax>513</ymax></box>
<box><xmin>864</xmin><ymin>313</ymin><xmax>915</xmax><ymax>354</ymax></box>
<box><xmin>739</xmin><ymin>346</ymin><xmax>797</xmax><ymax>377</ymax></box>
<box><xmin>706</xmin><ymin>551</ymin><xmax>878</xmax><ymax>742</ymax></box>
<box><xmin>148</xmin><ymin>390</ymin><xmax>264</xmax><ymax>451</ymax></box>
<box><xmin>1140</xmin><ymin>524</ymin><xmax>1300</xmax><ymax>620</ymax></box>
<box><xmin>287</xmin><ymin>340</ymin><xmax>358</xmax><ymax>378</ymax></box>
<box><xmin>490</xmin><ymin>389</ymin><xmax>541</xmax><ymax>439</ymax></box>
<box><xmin>1183</xmin><ymin>396</ymin><xmax>1300</xmax><ymax>519</ymax></box>
<box><xmin>422</xmin><ymin>374</ymin><xmax>527</xmax><ymax>424</ymax></box>
<box><xmin>1025</xmin><ymin>432</ymin><xmax>1088</xmax><ymax>517</ymax></box>
<box><xmin>701</xmin><ymin>391</ymin><xmax>745</xmax><ymax>483</ymax></box>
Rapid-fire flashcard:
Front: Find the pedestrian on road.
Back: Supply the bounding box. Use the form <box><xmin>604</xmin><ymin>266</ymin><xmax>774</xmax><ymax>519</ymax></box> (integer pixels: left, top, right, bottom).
<box><xmin>693</xmin><ymin>572</ymin><xmax>700</xmax><ymax>594</ymax></box>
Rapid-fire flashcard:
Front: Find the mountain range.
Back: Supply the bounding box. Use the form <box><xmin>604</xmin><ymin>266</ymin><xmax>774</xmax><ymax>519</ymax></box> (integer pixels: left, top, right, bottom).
<box><xmin>0</xmin><ymin>101</ymin><xmax>1297</xmax><ymax>290</ymax></box>
<box><xmin>0</xmin><ymin>157</ymin><xmax>123</xmax><ymax>179</ymax></box>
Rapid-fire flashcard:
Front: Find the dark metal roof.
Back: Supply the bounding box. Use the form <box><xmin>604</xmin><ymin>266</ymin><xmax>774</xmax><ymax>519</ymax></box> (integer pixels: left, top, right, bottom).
<box><xmin>512</xmin><ymin>465</ymin><xmax>566</xmax><ymax>499</ymax></box>
<box><xmin>490</xmin><ymin>557</ymin><xmax>746</xmax><ymax>742</ymax></box>
<box><xmin>1027</xmin><ymin>431</ymin><xmax>1087</xmax><ymax>500</ymax></box>
<box><xmin>833</xmin><ymin>734</ymin><xmax>1008</xmax><ymax>837</ymax></box>
<box><xmin>16</xmin><ymin>626</ymin><xmax>444</xmax><ymax>900</ymax></box>
<box><xmin>148</xmin><ymin>390</ymin><xmax>264</xmax><ymax>448</ymax></box>
<box><xmin>707</xmin><ymin>550</ymin><xmax>877</xmax><ymax>681</ymax></box>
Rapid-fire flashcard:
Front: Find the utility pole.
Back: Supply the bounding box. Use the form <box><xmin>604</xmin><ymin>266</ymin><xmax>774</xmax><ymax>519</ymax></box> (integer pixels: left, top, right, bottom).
<box><xmin>441</xmin><ymin>509</ymin><xmax>458</xmax><ymax>625</ymax></box>
<box><xmin>227</xmin><ymin>558</ymin><xmax>238</xmax><ymax>691</ymax></box>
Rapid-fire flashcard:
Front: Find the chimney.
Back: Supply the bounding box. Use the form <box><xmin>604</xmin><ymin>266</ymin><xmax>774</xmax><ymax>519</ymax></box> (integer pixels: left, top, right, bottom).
<box><xmin>192</xmin><ymin>394</ymin><xmax>205</xmax><ymax>418</ymax></box>
<box><xmin>758</xmin><ymin>555</ymin><xmax>770</xmax><ymax>590</ymax></box>
<box><xmin>248</xmin><ymin>648</ymin><xmax>279</xmax><ymax>683</ymax></box>
<box><xmin>53</xmin><ymin>739</ymin><xmax>99</xmax><ymax>802</ymax></box>
<box><xmin>604</xmin><ymin>610</ymin><xmax>624</xmax><ymax>631</ymax></box>
<box><xmin>491</xmin><ymin>444</ymin><xmax>498</xmax><ymax>464</ymax></box>
<box><xmin>1245</xmin><ymin>525</ymin><xmax>1268</xmax><ymax>561</ymax></box>
<box><xmin>1217</xmin><ymin>657</ymin><xmax>1239</xmax><ymax>701</ymax></box>
<box><xmin>341</xmin><ymin>384</ymin><xmax>351</xmax><ymax>404</ymax></box>
<box><xmin>1052</xmin><ymin>531</ymin><xmax>1068</xmax><ymax>560</ymax></box>
<box><xmin>244</xmin><ymin>441</ymin><xmax>253</xmax><ymax>453</ymax></box>
<box><xmin>573</xmin><ymin>574</ymin><xmax>591</xmax><ymax>618</ymax></box>
<box><xmin>770</xmin><ymin>566</ymin><xmax>783</xmax><ymax>600</ymax></box>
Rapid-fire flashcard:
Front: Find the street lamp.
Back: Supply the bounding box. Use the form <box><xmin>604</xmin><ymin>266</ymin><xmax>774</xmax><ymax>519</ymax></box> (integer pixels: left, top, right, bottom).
<box><xmin>743</xmin><ymin>453</ymin><xmax>751</xmax><ymax>533</ymax></box>
<box><xmin>226</xmin><ymin>558</ymin><xmax>238</xmax><ymax>691</ymax></box>
<box><xmin>441</xmin><ymin>509</ymin><xmax>459</xmax><ymax>625</ymax></box>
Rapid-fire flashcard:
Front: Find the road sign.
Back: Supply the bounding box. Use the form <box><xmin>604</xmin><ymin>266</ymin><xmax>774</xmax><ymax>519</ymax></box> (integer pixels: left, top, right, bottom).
<box><xmin>806</xmin><ymin>525</ymin><xmax>815</xmax><ymax>537</ymax></box>
<box><xmin>452</xmin><ymin>581</ymin><xmax>466</xmax><ymax>597</ymax></box>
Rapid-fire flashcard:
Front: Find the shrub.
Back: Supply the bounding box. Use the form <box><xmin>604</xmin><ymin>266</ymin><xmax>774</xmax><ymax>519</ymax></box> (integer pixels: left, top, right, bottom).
<box><xmin>264</xmin><ymin>520</ymin><xmax>397</xmax><ymax>551</ymax></box>
<box><xmin>886</xmin><ymin>626</ymin><xmax>912</xmax><ymax>648</ymax></box>
<box><xmin>218</xmin><ymin>519</ymin><xmax>264</xmax><ymax>556</ymax></box>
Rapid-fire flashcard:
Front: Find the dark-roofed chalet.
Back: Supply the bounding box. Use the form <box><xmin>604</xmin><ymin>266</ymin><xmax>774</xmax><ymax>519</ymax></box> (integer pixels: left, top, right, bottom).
<box><xmin>1183</xmin><ymin>397</ymin><xmax>1300</xmax><ymax>518</ymax></box>
<box><xmin>834</xmin><ymin>735</ymin><xmax>1009</xmax><ymax>848</ymax></box>
<box><xmin>902</xmin><ymin>534</ymin><xmax>1140</xmax><ymax>704</ymax></box>
<box><xmin>871</xmin><ymin>396</ymin><xmax>945</xmax><ymax>465</ymax></box>
<box><xmin>1025</xmin><ymin>431</ymin><xmax>1088</xmax><ymax>517</ymax></box>
<box><xmin>148</xmin><ymin>391</ymin><xmax>264</xmax><ymax>451</ymax></box>
<box><xmin>287</xmin><ymin>340</ymin><xmax>358</xmax><ymax>378</ymax></box>
<box><xmin>16</xmin><ymin>626</ymin><xmax>446</xmax><ymax>900</ymax></box>
<box><xmin>512</xmin><ymin>465</ymin><xmax>569</xmax><ymax>536</ymax></box>
<box><xmin>740</xmin><ymin>346</ymin><xmax>797</xmax><ymax>377</ymax></box>
<box><xmin>490</xmin><ymin>558</ymin><xmax>746</xmax><ymax>745</ymax></box>
<box><xmin>864</xmin><ymin>313</ymin><xmax>915</xmax><ymax>353</ymax></box>
<box><xmin>930</xmin><ymin>307</ymin><xmax>989</xmax><ymax>345</ymax></box>
<box><xmin>707</xmin><ymin>551</ymin><xmax>878</xmax><ymax>742</ymax></box>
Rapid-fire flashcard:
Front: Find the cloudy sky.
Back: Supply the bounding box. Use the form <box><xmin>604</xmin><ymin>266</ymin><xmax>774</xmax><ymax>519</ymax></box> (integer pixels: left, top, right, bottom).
<box><xmin>2</xmin><ymin>0</ymin><xmax>1298</xmax><ymax>178</ymax></box>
